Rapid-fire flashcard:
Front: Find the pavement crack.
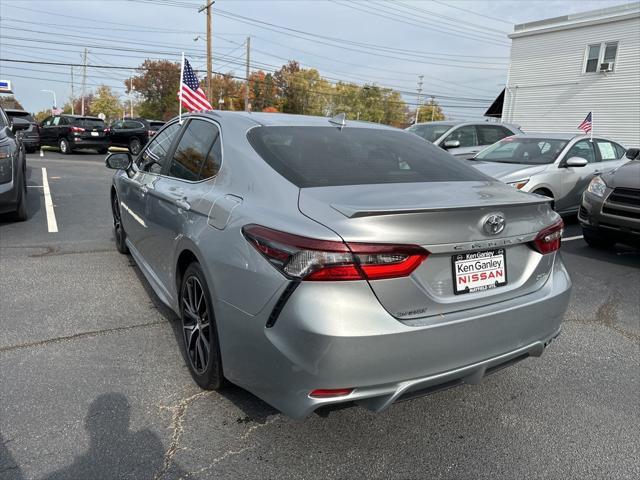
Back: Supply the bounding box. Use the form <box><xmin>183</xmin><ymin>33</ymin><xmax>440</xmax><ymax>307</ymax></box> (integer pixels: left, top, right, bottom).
<box><xmin>0</xmin><ymin>320</ymin><xmax>166</xmax><ymax>354</ymax></box>
<box><xmin>154</xmin><ymin>391</ymin><xmax>214</xmax><ymax>480</ymax></box>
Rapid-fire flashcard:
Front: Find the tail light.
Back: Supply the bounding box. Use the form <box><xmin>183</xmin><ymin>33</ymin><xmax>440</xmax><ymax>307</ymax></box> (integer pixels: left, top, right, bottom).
<box><xmin>104</xmin><ymin>128</ymin><xmax>111</xmax><ymax>133</ymax></box>
<box><xmin>70</xmin><ymin>126</ymin><xmax>85</xmax><ymax>133</ymax></box>
<box><xmin>310</xmin><ymin>388</ymin><xmax>353</xmax><ymax>398</ymax></box>
<box><xmin>242</xmin><ymin>224</ymin><xmax>428</xmax><ymax>281</ymax></box>
<box><xmin>532</xmin><ymin>218</ymin><xmax>564</xmax><ymax>254</ymax></box>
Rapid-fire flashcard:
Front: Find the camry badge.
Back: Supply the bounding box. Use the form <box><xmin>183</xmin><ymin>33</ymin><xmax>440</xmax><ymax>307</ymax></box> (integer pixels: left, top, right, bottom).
<box><xmin>483</xmin><ymin>214</ymin><xmax>506</xmax><ymax>235</ymax></box>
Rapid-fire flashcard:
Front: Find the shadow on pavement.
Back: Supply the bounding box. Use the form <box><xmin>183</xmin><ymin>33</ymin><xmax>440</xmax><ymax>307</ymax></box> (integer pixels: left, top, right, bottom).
<box><xmin>564</xmin><ymin>242</ymin><xmax>640</xmax><ymax>268</ymax></box>
<box><xmin>0</xmin><ymin>432</ymin><xmax>24</xmax><ymax>480</ymax></box>
<box><xmin>42</xmin><ymin>392</ymin><xmax>185</xmax><ymax>480</ymax></box>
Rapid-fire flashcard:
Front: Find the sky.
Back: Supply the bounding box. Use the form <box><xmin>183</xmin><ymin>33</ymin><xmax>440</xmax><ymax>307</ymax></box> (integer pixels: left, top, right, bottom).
<box><xmin>0</xmin><ymin>0</ymin><xmax>627</xmax><ymax>120</ymax></box>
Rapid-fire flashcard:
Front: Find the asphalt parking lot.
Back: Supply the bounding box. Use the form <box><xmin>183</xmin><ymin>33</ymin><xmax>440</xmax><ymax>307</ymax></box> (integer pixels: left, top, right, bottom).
<box><xmin>1</xmin><ymin>151</ymin><xmax>638</xmax><ymax>480</ymax></box>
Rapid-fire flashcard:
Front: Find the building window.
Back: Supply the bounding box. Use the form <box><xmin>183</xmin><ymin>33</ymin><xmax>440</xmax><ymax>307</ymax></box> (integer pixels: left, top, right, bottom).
<box><xmin>584</xmin><ymin>41</ymin><xmax>618</xmax><ymax>73</ymax></box>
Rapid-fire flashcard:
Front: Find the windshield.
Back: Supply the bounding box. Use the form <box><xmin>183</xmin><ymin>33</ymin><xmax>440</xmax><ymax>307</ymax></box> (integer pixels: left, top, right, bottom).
<box><xmin>475</xmin><ymin>138</ymin><xmax>568</xmax><ymax>164</ymax></box>
<box><xmin>247</xmin><ymin>126</ymin><xmax>485</xmax><ymax>188</ymax></box>
<box><xmin>76</xmin><ymin>118</ymin><xmax>105</xmax><ymax>129</ymax></box>
<box><xmin>406</xmin><ymin>124</ymin><xmax>451</xmax><ymax>143</ymax></box>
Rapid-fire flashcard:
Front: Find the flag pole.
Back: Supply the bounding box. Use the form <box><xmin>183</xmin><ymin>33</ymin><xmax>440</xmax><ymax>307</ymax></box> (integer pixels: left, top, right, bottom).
<box><xmin>590</xmin><ymin>111</ymin><xmax>593</xmax><ymax>142</ymax></box>
<box><xmin>179</xmin><ymin>52</ymin><xmax>185</xmax><ymax>124</ymax></box>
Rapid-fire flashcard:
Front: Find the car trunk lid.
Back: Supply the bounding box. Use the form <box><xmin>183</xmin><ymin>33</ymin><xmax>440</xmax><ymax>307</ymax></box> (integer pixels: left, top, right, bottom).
<box><xmin>298</xmin><ymin>181</ymin><xmax>559</xmax><ymax>320</ymax></box>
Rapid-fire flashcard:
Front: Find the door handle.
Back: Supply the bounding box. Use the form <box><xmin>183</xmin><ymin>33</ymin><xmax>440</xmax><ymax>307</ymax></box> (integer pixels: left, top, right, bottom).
<box><xmin>175</xmin><ymin>198</ymin><xmax>191</xmax><ymax>211</ymax></box>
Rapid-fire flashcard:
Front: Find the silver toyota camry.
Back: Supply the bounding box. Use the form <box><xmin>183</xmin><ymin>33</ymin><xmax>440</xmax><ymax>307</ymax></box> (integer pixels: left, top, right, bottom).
<box><xmin>106</xmin><ymin>112</ymin><xmax>571</xmax><ymax>418</ymax></box>
<box><xmin>470</xmin><ymin>134</ymin><xmax>628</xmax><ymax>215</ymax></box>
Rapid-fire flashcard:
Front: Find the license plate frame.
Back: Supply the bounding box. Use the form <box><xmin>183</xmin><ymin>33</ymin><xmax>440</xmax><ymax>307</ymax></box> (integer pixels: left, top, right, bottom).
<box><xmin>451</xmin><ymin>248</ymin><xmax>508</xmax><ymax>295</ymax></box>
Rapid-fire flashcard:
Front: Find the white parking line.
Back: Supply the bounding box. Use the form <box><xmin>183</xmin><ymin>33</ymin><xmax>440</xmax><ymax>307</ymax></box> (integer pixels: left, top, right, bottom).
<box><xmin>563</xmin><ymin>235</ymin><xmax>584</xmax><ymax>242</ymax></box>
<box><xmin>41</xmin><ymin>167</ymin><xmax>59</xmax><ymax>233</ymax></box>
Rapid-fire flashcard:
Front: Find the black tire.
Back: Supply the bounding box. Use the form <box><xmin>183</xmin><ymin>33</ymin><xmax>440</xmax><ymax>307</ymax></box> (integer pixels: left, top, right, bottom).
<box><xmin>533</xmin><ymin>189</ymin><xmax>555</xmax><ymax>210</ymax></box>
<box><xmin>111</xmin><ymin>192</ymin><xmax>129</xmax><ymax>254</ymax></box>
<box><xmin>128</xmin><ymin>138</ymin><xmax>142</xmax><ymax>155</ymax></box>
<box><xmin>583</xmin><ymin>228</ymin><xmax>615</xmax><ymax>249</ymax></box>
<box><xmin>97</xmin><ymin>147</ymin><xmax>109</xmax><ymax>154</ymax></box>
<box><xmin>13</xmin><ymin>170</ymin><xmax>28</xmax><ymax>222</ymax></box>
<box><xmin>180</xmin><ymin>263</ymin><xmax>224</xmax><ymax>390</ymax></box>
<box><xmin>59</xmin><ymin>137</ymin><xmax>72</xmax><ymax>154</ymax></box>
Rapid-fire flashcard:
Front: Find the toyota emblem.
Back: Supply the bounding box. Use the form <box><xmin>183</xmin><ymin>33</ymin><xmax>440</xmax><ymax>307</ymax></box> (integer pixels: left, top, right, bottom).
<box><xmin>483</xmin><ymin>214</ymin><xmax>506</xmax><ymax>235</ymax></box>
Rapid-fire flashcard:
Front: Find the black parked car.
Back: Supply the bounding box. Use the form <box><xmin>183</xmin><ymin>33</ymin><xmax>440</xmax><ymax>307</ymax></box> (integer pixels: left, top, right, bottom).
<box><xmin>0</xmin><ymin>106</ymin><xmax>30</xmax><ymax>220</ymax></box>
<box><xmin>4</xmin><ymin>109</ymin><xmax>40</xmax><ymax>153</ymax></box>
<box><xmin>108</xmin><ymin>118</ymin><xmax>164</xmax><ymax>155</ymax></box>
<box><xmin>579</xmin><ymin>148</ymin><xmax>640</xmax><ymax>249</ymax></box>
<box><xmin>39</xmin><ymin>114</ymin><xmax>109</xmax><ymax>154</ymax></box>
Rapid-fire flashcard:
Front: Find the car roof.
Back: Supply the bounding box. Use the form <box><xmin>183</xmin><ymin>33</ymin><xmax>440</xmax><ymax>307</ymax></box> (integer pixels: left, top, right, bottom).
<box><xmin>193</xmin><ymin>111</ymin><xmax>397</xmax><ymax>130</ymax></box>
<box><xmin>409</xmin><ymin>120</ymin><xmax>521</xmax><ymax>130</ymax></box>
<box><xmin>508</xmin><ymin>133</ymin><xmax>588</xmax><ymax>141</ymax></box>
<box><xmin>61</xmin><ymin>114</ymin><xmax>103</xmax><ymax>120</ymax></box>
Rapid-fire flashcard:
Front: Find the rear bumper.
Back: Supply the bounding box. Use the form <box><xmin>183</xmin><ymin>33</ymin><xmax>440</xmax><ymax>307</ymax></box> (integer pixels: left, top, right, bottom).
<box><xmin>217</xmin><ymin>255</ymin><xmax>571</xmax><ymax>419</ymax></box>
<box><xmin>70</xmin><ymin>137</ymin><xmax>110</xmax><ymax>149</ymax></box>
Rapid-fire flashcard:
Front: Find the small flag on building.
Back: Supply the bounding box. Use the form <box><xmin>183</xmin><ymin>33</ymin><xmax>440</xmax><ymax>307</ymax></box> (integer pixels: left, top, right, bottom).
<box><xmin>178</xmin><ymin>56</ymin><xmax>213</xmax><ymax>113</ymax></box>
<box><xmin>578</xmin><ymin>112</ymin><xmax>592</xmax><ymax>134</ymax></box>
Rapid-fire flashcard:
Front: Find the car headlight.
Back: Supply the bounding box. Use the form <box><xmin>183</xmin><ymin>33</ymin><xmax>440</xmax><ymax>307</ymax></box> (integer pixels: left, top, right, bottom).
<box><xmin>0</xmin><ymin>145</ymin><xmax>13</xmax><ymax>184</ymax></box>
<box><xmin>508</xmin><ymin>179</ymin><xmax>529</xmax><ymax>189</ymax></box>
<box><xmin>586</xmin><ymin>175</ymin><xmax>607</xmax><ymax>197</ymax></box>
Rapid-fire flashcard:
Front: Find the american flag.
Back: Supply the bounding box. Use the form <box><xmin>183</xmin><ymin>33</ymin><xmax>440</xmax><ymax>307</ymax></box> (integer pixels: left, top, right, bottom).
<box><xmin>179</xmin><ymin>58</ymin><xmax>213</xmax><ymax>112</ymax></box>
<box><xmin>578</xmin><ymin>112</ymin><xmax>592</xmax><ymax>134</ymax></box>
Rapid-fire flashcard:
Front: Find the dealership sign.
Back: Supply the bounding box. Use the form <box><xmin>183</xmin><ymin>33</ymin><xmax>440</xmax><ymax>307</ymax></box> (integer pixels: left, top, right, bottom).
<box><xmin>0</xmin><ymin>80</ymin><xmax>13</xmax><ymax>94</ymax></box>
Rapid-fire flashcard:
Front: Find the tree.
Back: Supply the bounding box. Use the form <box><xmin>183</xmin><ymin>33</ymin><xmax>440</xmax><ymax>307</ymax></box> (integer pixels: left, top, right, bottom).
<box><xmin>210</xmin><ymin>72</ymin><xmax>242</xmax><ymax>111</ymax></box>
<box><xmin>62</xmin><ymin>94</ymin><xmax>95</xmax><ymax>116</ymax></box>
<box><xmin>416</xmin><ymin>98</ymin><xmax>445</xmax><ymax>123</ymax></box>
<box><xmin>129</xmin><ymin>60</ymin><xmax>180</xmax><ymax>120</ymax></box>
<box><xmin>0</xmin><ymin>95</ymin><xmax>24</xmax><ymax>110</ymax></box>
<box><xmin>90</xmin><ymin>86</ymin><xmax>122</xmax><ymax>121</ymax></box>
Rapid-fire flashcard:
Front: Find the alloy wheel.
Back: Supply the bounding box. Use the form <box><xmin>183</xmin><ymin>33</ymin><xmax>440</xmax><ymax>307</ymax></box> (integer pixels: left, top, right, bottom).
<box><xmin>181</xmin><ymin>276</ymin><xmax>211</xmax><ymax>375</ymax></box>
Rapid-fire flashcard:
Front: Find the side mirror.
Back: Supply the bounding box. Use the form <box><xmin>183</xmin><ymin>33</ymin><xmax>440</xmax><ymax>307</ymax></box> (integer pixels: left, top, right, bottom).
<box><xmin>625</xmin><ymin>148</ymin><xmax>639</xmax><ymax>160</ymax></box>
<box><xmin>11</xmin><ymin>117</ymin><xmax>30</xmax><ymax>133</ymax></box>
<box><xmin>443</xmin><ymin>139</ymin><xmax>461</xmax><ymax>149</ymax></box>
<box><xmin>564</xmin><ymin>156</ymin><xmax>588</xmax><ymax>167</ymax></box>
<box><xmin>105</xmin><ymin>152</ymin><xmax>132</xmax><ymax>170</ymax></box>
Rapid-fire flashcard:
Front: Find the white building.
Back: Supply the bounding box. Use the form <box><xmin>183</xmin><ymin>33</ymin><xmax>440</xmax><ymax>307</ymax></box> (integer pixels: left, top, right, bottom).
<box><xmin>501</xmin><ymin>3</ymin><xmax>640</xmax><ymax>147</ymax></box>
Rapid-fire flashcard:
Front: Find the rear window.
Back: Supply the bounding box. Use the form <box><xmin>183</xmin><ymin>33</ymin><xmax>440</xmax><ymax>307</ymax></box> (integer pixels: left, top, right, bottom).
<box><xmin>7</xmin><ymin>111</ymin><xmax>35</xmax><ymax>122</ymax></box>
<box><xmin>75</xmin><ymin>118</ymin><xmax>105</xmax><ymax>129</ymax></box>
<box><xmin>247</xmin><ymin>126</ymin><xmax>485</xmax><ymax>188</ymax></box>
<box><xmin>149</xmin><ymin>122</ymin><xmax>164</xmax><ymax>130</ymax></box>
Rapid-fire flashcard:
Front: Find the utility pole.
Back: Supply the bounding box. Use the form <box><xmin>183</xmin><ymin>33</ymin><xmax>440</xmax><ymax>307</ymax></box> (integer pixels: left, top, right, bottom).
<box><xmin>414</xmin><ymin>75</ymin><xmax>423</xmax><ymax>125</ymax></box>
<box><xmin>198</xmin><ymin>1</ymin><xmax>214</xmax><ymax>102</ymax></box>
<box><xmin>81</xmin><ymin>48</ymin><xmax>87</xmax><ymax>116</ymax></box>
<box><xmin>70</xmin><ymin>67</ymin><xmax>75</xmax><ymax>115</ymax></box>
<box><xmin>244</xmin><ymin>37</ymin><xmax>251</xmax><ymax>112</ymax></box>
<box><xmin>129</xmin><ymin>76</ymin><xmax>134</xmax><ymax>118</ymax></box>
<box><xmin>429</xmin><ymin>95</ymin><xmax>436</xmax><ymax>121</ymax></box>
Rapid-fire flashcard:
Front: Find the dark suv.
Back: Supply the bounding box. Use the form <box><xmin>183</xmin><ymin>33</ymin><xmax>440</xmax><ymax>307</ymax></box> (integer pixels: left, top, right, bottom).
<box><xmin>108</xmin><ymin>118</ymin><xmax>164</xmax><ymax>155</ymax></box>
<box><xmin>0</xmin><ymin>106</ymin><xmax>30</xmax><ymax>220</ymax></box>
<box><xmin>39</xmin><ymin>115</ymin><xmax>109</xmax><ymax>154</ymax></box>
<box><xmin>4</xmin><ymin>109</ymin><xmax>40</xmax><ymax>153</ymax></box>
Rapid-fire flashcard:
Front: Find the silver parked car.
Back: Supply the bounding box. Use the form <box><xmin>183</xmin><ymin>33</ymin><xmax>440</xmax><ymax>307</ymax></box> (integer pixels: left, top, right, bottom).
<box><xmin>106</xmin><ymin>112</ymin><xmax>571</xmax><ymax>418</ymax></box>
<box><xmin>470</xmin><ymin>134</ymin><xmax>628</xmax><ymax>215</ymax></box>
<box><xmin>406</xmin><ymin>121</ymin><xmax>522</xmax><ymax>159</ymax></box>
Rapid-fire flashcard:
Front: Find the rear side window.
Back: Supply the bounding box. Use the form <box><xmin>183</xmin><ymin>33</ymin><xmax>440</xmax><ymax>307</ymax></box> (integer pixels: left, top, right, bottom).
<box><xmin>247</xmin><ymin>126</ymin><xmax>485</xmax><ymax>188</ymax></box>
<box><xmin>168</xmin><ymin>119</ymin><xmax>221</xmax><ymax>181</ymax></box>
<box><xmin>7</xmin><ymin>112</ymin><xmax>35</xmax><ymax>122</ymax></box>
<box><xmin>477</xmin><ymin>125</ymin><xmax>512</xmax><ymax>145</ymax></box>
<box><xmin>124</xmin><ymin>121</ymin><xmax>144</xmax><ymax>129</ymax></box>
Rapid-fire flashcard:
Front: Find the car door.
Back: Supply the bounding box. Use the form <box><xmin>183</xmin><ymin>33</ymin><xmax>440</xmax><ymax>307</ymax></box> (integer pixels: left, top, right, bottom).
<box><xmin>556</xmin><ymin>139</ymin><xmax>599</xmax><ymax>212</ymax></box>
<box><xmin>110</xmin><ymin>120</ymin><xmax>125</xmax><ymax>146</ymax></box>
<box><xmin>118</xmin><ymin>121</ymin><xmax>182</xmax><ymax>262</ymax></box>
<box><xmin>476</xmin><ymin>125</ymin><xmax>514</xmax><ymax>151</ymax></box>
<box><xmin>441</xmin><ymin>125</ymin><xmax>479</xmax><ymax>159</ymax></box>
<box><xmin>143</xmin><ymin>117</ymin><xmax>223</xmax><ymax>292</ymax></box>
<box><xmin>39</xmin><ymin>116</ymin><xmax>56</xmax><ymax>146</ymax></box>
